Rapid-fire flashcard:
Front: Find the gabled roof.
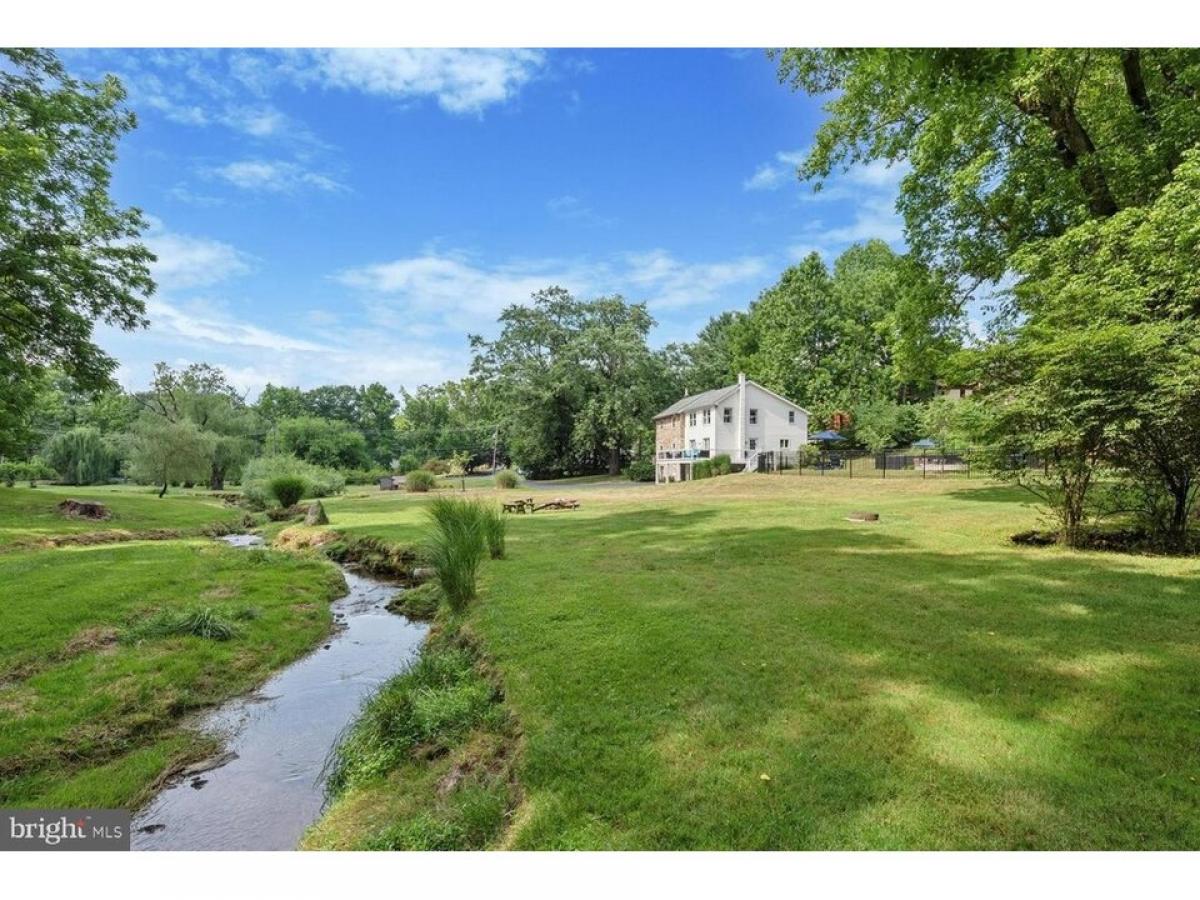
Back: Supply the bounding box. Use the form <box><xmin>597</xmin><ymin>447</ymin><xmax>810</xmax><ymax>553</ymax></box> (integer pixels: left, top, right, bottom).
<box><xmin>653</xmin><ymin>379</ymin><xmax>811</xmax><ymax>419</ymax></box>
<box><xmin>654</xmin><ymin>385</ymin><xmax>738</xmax><ymax>419</ymax></box>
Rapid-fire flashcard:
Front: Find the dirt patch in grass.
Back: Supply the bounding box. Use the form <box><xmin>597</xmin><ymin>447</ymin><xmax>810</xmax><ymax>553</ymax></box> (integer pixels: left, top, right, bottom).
<box><xmin>57</xmin><ymin>499</ymin><xmax>112</xmax><ymax>520</ymax></box>
<box><xmin>61</xmin><ymin>626</ymin><xmax>120</xmax><ymax>659</ymax></box>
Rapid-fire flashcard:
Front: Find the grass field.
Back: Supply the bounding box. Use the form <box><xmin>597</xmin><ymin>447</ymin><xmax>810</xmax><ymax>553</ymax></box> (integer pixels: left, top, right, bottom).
<box><xmin>309</xmin><ymin>474</ymin><xmax>1200</xmax><ymax>849</ymax></box>
<box><xmin>0</xmin><ymin>483</ymin><xmax>244</xmax><ymax>547</ymax></box>
<box><xmin>0</xmin><ymin>487</ymin><xmax>345</xmax><ymax>808</ymax></box>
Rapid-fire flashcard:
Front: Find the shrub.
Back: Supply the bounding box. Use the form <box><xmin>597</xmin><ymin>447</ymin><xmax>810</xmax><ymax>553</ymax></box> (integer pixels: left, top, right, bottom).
<box><xmin>494</xmin><ymin>469</ymin><xmax>519</xmax><ymax>489</ymax></box>
<box><xmin>480</xmin><ymin>503</ymin><xmax>506</xmax><ymax>560</ymax></box>
<box><xmin>241</xmin><ymin>454</ymin><xmax>345</xmax><ymax>508</ymax></box>
<box><xmin>422</xmin><ymin>458</ymin><xmax>452</xmax><ymax>475</ymax></box>
<box><xmin>0</xmin><ymin>462</ymin><xmax>16</xmax><ymax>488</ymax></box>
<box><xmin>269</xmin><ymin>475</ymin><xmax>307</xmax><ymax>508</ymax></box>
<box><xmin>425</xmin><ymin>497</ymin><xmax>487</xmax><ymax>612</ymax></box>
<box><xmin>711</xmin><ymin>453</ymin><xmax>732</xmax><ymax>476</ymax></box>
<box><xmin>625</xmin><ymin>458</ymin><xmax>655</xmax><ymax>482</ymax></box>
<box><xmin>405</xmin><ymin>469</ymin><xmax>438</xmax><ymax>492</ymax></box>
<box><xmin>693</xmin><ymin>460</ymin><xmax>713</xmax><ymax>479</ymax></box>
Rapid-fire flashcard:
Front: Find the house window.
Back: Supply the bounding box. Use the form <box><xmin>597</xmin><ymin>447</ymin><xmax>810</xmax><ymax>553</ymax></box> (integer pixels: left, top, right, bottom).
<box><xmin>689</xmin><ymin>439</ymin><xmax>696</xmax><ymax>449</ymax></box>
<box><xmin>688</xmin><ymin>412</ymin><xmax>696</xmax><ymax>427</ymax></box>
<box><xmin>723</xmin><ymin>407</ymin><xmax>732</xmax><ymax>424</ymax></box>
<box><xmin>702</xmin><ymin>409</ymin><xmax>711</xmax><ymax>425</ymax></box>
<box><xmin>749</xmin><ymin>409</ymin><xmax>758</xmax><ymax>424</ymax></box>
<box><xmin>703</xmin><ymin>437</ymin><xmax>710</xmax><ymax>451</ymax></box>
<box><xmin>788</xmin><ymin>410</ymin><xmax>795</xmax><ymax>424</ymax></box>
<box><xmin>779</xmin><ymin>438</ymin><xmax>790</xmax><ymax>449</ymax></box>
<box><xmin>748</xmin><ymin>438</ymin><xmax>757</xmax><ymax>450</ymax></box>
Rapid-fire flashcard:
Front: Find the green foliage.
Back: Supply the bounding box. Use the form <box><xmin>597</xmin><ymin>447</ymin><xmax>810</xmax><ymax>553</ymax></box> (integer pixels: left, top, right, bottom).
<box><xmin>0</xmin><ymin>50</ymin><xmax>154</xmax><ymax>457</ymax></box>
<box><xmin>241</xmin><ymin>455</ymin><xmax>345</xmax><ymax>508</ymax></box>
<box><xmin>422</xmin><ymin>458</ymin><xmax>453</xmax><ymax>475</ymax></box>
<box><xmin>268</xmin><ymin>475</ymin><xmax>307</xmax><ymax>509</ymax></box>
<box><xmin>425</xmin><ymin>497</ymin><xmax>488</xmax><ymax>612</ymax></box>
<box><xmin>325</xmin><ymin>643</ymin><xmax>498</xmax><ymax>796</ymax></box>
<box><xmin>850</xmin><ymin>399</ymin><xmax>923</xmax><ymax>452</ymax></box>
<box><xmin>43</xmin><ymin>426</ymin><xmax>115</xmax><ymax>485</ymax></box>
<box><xmin>387</xmin><ymin>581</ymin><xmax>443</xmax><ymax>620</ymax></box>
<box><xmin>137</xmin><ymin>363</ymin><xmax>259</xmax><ymax>490</ymax></box>
<box><xmin>469</xmin><ymin>288</ymin><xmax>676</xmax><ymax>478</ymax></box>
<box><xmin>494</xmin><ymin>469</ymin><xmax>519</xmax><ymax>489</ymax></box>
<box><xmin>404</xmin><ymin>469</ymin><xmax>438</xmax><ymax>493</ymax></box>
<box><xmin>625</xmin><ymin>458</ymin><xmax>656</xmax><ymax>482</ymax></box>
<box><xmin>122</xmin><ymin>607</ymin><xmax>241</xmax><ymax>643</ymax></box>
<box><xmin>256</xmin><ymin>382</ymin><xmax>399</xmax><ymax>467</ymax></box>
<box><xmin>711</xmin><ymin>453</ymin><xmax>733</xmax><ymax>475</ymax></box>
<box><xmin>339</xmin><ymin>467</ymin><xmax>391</xmax><ymax>485</ymax></box>
<box><xmin>774</xmin><ymin>49</ymin><xmax>1200</xmax><ymax>285</ymax></box>
<box><xmin>122</xmin><ymin>418</ymin><xmax>215</xmax><ymax>496</ymax></box>
<box><xmin>692</xmin><ymin>460</ymin><xmax>713</xmax><ymax>479</ymax></box>
<box><xmin>271</xmin><ymin>416</ymin><xmax>370</xmax><ymax>470</ymax></box>
<box><xmin>479</xmin><ymin>503</ymin><xmax>506</xmax><ymax>560</ymax></box>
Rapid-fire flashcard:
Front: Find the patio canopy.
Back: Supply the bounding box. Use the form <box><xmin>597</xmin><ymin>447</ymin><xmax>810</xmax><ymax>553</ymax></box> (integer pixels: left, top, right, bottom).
<box><xmin>912</xmin><ymin>438</ymin><xmax>939</xmax><ymax>449</ymax></box>
<box><xmin>810</xmin><ymin>429</ymin><xmax>846</xmax><ymax>442</ymax></box>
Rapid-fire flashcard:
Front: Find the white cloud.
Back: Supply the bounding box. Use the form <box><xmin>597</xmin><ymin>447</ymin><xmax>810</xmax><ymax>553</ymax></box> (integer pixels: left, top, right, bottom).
<box><xmin>742</xmin><ymin>149</ymin><xmax>807</xmax><ymax>191</ymax></box>
<box><xmin>146</xmin><ymin>299</ymin><xmax>323</xmax><ymax>352</ymax></box>
<box><xmin>337</xmin><ymin>248</ymin><xmax>769</xmax><ymax>321</ymax></box>
<box><xmin>816</xmin><ymin>196</ymin><xmax>906</xmax><ymax>245</ymax></box>
<box><xmin>144</xmin><ymin>223</ymin><xmax>253</xmax><ymax>290</ymax></box>
<box><xmin>210</xmin><ymin>159</ymin><xmax>344</xmax><ymax>194</ymax></box>
<box><xmin>288</xmin><ymin>49</ymin><xmax>547</xmax><ymax>115</ymax></box>
<box><xmin>545</xmin><ymin>194</ymin><xmax>614</xmax><ymax>226</ymax></box>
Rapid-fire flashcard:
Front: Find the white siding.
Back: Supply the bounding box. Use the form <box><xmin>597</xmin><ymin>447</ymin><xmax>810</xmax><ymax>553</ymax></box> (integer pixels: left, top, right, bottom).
<box><xmin>676</xmin><ymin>382</ymin><xmax>807</xmax><ymax>460</ymax></box>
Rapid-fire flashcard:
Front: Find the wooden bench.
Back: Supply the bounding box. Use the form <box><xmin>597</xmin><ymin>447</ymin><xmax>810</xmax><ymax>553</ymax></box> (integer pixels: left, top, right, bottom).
<box><xmin>502</xmin><ymin>497</ymin><xmax>536</xmax><ymax>514</ymax></box>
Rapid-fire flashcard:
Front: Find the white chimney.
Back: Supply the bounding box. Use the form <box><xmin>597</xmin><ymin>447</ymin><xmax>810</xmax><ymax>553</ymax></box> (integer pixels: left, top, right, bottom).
<box><xmin>736</xmin><ymin>373</ymin><xmax>747</xmax><ymax>460</ymax></box>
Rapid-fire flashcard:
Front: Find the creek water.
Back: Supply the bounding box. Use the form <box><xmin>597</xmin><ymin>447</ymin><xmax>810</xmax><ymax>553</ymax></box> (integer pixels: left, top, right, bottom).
<box><xmin>130</xmin><ymin>534</ymin><xmax>427</xmax><ymax>850</ymax></box>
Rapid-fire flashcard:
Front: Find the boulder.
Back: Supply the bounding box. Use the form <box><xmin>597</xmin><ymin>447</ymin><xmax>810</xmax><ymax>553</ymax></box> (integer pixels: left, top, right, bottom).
<box><xmin>304</xmin><ymin>501</ymin><xmax>329</xmax><ymax>526</ymax></box>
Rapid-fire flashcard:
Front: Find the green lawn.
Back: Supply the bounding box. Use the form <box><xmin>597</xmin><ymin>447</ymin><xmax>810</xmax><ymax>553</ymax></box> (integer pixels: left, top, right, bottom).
<box><xmin>0</xmin><ymin>484</ymin><xmax>243</xmax><ymax>547</ymax></box>
<box><xmin>312</xmin><ymin>474</ymin><xmax>1200</xmax><ymax>849</ymax></box>
<box><xmin>0</xmin><ymin>487</ymin><xmax>345</xmax><ymax>809</ymax></box>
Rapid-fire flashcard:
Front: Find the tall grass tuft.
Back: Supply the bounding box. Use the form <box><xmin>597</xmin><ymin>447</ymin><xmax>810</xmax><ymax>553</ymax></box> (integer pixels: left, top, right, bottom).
<box><xmin>425</xmin><ymin>496</ymin><xmax>487</xmax><ymax>612</ymax></box>
<box><xmin>480</xmin><ymin>503</ymin><xmax>506</xmax><ymax>560</ymax></box>
<box><xmin>122</xmin><ymin>607</ymin><xmax>241</xmax><ymax>643</ymax></box>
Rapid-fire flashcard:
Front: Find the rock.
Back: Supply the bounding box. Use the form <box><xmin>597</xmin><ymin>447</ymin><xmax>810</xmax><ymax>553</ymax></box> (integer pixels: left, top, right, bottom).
<box><xmin>57</xmin><ymin>499</ymin><xmax>111</xmax><ymax>520</ymax></box>
<box><xmin>304</xmin><ymin>500</ymin><xmax>329</xmax><ymax>526</ymax></box>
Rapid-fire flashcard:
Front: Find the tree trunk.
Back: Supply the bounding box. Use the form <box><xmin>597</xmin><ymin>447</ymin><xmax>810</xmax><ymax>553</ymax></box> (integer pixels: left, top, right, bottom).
<box><xmin>209</xmin><ymin>463</ymin><xmax>225</xmax><ymax>491</ymax></box>
<box><xmin>1015</xmin><ymin>92</ymin><xmax>1119</xmax><ymax>218</ymax></box>
<box><xmin>158</xmin><ymin>481</ymin><xmax>168</xmax><ymax>498</ymax></box>
<box><xmin>608</xmin><ymin>446</ymin><xmax>621</xmax><ymax>476</ymax></box>
<box><xmin>1120</xmin><ymin>50</ymin><xmax>1156</xmax><ymax>126</ymax></box>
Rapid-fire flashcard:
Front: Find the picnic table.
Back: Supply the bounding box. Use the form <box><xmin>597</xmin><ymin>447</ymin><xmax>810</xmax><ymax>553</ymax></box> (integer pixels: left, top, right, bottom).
<box><xmin>501</xmin><ymin>497</ymin><xmax>580</xmax><ymax>513</ymax></box>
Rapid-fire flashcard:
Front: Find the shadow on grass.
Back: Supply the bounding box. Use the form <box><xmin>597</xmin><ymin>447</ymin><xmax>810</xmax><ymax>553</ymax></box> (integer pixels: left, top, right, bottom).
<box><xmin>488</xmin><ymin>517</ymin><xmax>1200</xmax><ymax>849</ymax></box>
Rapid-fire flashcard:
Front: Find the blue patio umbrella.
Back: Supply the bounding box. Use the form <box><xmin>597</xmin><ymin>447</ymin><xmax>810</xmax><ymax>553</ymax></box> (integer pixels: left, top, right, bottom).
<box><xmin>810</xmin><ymin>429</ymin><xmax>846</xmax><ymax>442</ymax></box>
<box><xmin>912</xmin><ymin>437</ymin><xmax>939</xmax><ymax>449</ymax></box>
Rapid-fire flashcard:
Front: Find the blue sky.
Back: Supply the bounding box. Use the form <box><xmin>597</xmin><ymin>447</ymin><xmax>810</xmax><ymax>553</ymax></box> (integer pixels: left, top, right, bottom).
<box><xmin>65</xmin><ymin>48</ymin><xmax>907</xmax><ymax>397</ymax></box>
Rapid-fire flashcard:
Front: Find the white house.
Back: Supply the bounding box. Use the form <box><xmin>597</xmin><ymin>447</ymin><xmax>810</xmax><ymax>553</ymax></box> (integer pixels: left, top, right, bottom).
<box><xmin>653</xmin><ymin>373</ymin><xmax>809</xmax><ymax>483</ymax></box>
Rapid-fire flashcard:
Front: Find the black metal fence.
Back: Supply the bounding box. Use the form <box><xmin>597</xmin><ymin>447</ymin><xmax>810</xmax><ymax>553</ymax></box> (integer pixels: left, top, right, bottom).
<box><xmin>755</xmin><ymin>447</ymin><xmax>980</xmax><ymax>479</ymax></box>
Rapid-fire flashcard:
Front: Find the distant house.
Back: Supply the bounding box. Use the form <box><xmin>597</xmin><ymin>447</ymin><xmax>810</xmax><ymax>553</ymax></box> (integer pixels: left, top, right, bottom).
<box><xmin>653</xmin><ymin>373</ymin><xmax>809</xmax><ymax>483</ymax></box>
<box><xmin>936</xmin><ymin>382</ymin><xmax>977</xmax><ymax>402</ymax></box>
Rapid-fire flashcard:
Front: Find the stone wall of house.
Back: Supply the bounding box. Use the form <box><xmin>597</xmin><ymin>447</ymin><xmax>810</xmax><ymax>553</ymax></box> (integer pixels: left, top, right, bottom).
<box><xmin>655</xmin><ymin>414</ymin><xmax>684</xmax><ymax>451</ymax></box>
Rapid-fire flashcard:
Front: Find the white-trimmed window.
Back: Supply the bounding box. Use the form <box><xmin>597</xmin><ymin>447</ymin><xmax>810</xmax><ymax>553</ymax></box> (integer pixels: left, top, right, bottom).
<box><xmin>703</xmin><ymin>437</ymin><xmax>711</xmax><ymax>451</ymax></box>
<box><xmin>748</xmin><ymin>438</ymin><xmax>757</xmax><ymax>450</ymax></box>
<box><xmin>749</xmin><ymin>408</ymin><xmax>758</xmax><ymax>424</ymax></box>
<box><xmin>788</xmin><ymin>410</ymin><xmax>795</xmax><ymax>424</ymax></box>
<box><xmin>723</xmin><ymin>407</ymin><xmax>732</xmax><ymax>424</ymax></box>
<box><xmin>689</xmin><ymin>439</ymin><xmax>696</xmax><ymax>449</ymax></box>
<box><xmin>688</xmin><ymin>412</ymin><xmax>696</xmax><ymax>426</ymax></box>
<box><xmin>703</xmin><ymin>409</ymin><xmax>712</xmax><ymax>425</ymax></box>
<box><xmin>779</xmin><ymin>438</ymin><xmax>790</xmax><ymax>449</ymax></box>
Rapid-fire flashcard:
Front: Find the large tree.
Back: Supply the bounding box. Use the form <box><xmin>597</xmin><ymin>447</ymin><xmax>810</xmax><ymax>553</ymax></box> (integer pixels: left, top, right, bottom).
<box><xmin>773</xmin><ymin>49</ymin><xmax>1200</xmax><ymax>289</ymax></box>
<box><xmin>470</xmin><ymin>288</ymin><xmax>671</xmax><ymax>477</ymax></box>
<box><xmin>135</xmin><ymin>363</ymin><xmax>259</xmax><ymax>490</ymax></box>
<box><xmin>0</xmin><ymin>49</ymin><xmax>153</xmax><ymax>440</ymax></box>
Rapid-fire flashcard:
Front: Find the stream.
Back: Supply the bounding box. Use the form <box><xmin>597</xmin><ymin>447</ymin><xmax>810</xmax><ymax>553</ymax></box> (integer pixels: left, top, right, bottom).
<box><xmin>130</xmin><ymin>534</ymin><xmax>428</xmax><ymax>851</ymax></box>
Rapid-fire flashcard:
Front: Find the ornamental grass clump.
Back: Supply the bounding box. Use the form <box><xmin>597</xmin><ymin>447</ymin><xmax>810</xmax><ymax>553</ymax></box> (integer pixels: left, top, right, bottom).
<box><xmin>425</xmin><ymin>496</ymin><xmax>487</xmax><ymax>612</ymax></box>
<box><xmin>480</xmin><ymin>503</ymin><xmax>506</xmax><ymax>560</ymax></box>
